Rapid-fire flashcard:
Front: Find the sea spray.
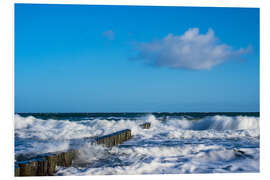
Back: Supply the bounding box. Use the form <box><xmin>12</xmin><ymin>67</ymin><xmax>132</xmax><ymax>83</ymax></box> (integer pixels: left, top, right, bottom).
<box><xmin>73</xmin><ymin>143</ymin><xmax>109</xmax><ymax>165</ymax></box>
<box><xmin>15</xmin><ymin>113</ymin><xmax>260</xmax><ymax>174</ymax></box>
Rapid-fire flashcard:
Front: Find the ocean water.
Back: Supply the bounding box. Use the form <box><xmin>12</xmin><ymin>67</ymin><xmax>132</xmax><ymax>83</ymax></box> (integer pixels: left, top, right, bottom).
<box><xmin>14</xmin><ymin>112</ymin><xmax>260</xmax><ymax>175</ymax></box>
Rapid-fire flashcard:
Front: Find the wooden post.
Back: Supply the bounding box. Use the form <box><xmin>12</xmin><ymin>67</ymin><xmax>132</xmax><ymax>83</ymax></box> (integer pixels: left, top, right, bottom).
<box><xmin>46</xmin><ymin>154</ymin><xmax>57</xmax><ymax>175</ymax></box>
<box><xmin>14</xmin><ymin>165</ymin><xmax>20</xmax><ymax>176</ymax></box>
<box><xmin>36</xmin><ymin>159</ymin><xmax>48</xmax><ymax>176</ymax></box>
<box><xmin>17</xmin><ymin>162</ymin><xmax>31</xmax><ymax>176</ymax></box>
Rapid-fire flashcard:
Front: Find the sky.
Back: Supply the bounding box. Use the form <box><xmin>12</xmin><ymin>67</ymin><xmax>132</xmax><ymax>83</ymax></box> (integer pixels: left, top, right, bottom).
<box><xmin>15</xmin><ymin>4</ymin><xmax>259</xmax><ymax>112</ymax></box>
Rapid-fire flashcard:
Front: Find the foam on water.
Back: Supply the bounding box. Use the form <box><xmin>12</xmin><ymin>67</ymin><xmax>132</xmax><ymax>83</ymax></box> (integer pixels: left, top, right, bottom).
<box><xmin>14</xmin><ymin>114</ymin><xmax>260</xmax><ymax>174</ymax></box>
<box><xmin>15</xmin><ymin>114</ymin><xmax>259</xmax><ymax>140</ymax></box>
<box><xmin>55</xmin><ymin>144</ymin><xmax>259</xmax><ymax>175</ymax></box>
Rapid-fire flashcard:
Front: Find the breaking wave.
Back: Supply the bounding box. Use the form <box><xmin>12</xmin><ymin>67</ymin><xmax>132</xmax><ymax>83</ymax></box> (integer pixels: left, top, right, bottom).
<box><xmin>14</xmin><ymin>114</ymin><xmax>260</xmax><ymax>174</ymax></box>
<box><xmin>15</xmin><ymin>114</ymin><xmax>259</xmax><ymax>140</ymax></box>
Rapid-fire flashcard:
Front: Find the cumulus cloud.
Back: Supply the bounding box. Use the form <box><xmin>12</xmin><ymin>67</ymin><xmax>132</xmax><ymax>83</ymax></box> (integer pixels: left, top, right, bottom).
<box><xmin>102</xmin><ymin>30</ymin><xmax>115</xmax><ymax>40</ymax></box>
<box><xmin>134</xmin><ymin>28</ymin><xmax>251</xmax><ymax>70</ymax></box>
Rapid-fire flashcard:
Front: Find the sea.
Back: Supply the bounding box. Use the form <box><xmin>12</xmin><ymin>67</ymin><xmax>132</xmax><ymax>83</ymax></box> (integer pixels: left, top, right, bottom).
<box><xmin>14</xmin><ymin>112</ymin><xmax>260</xmax><ymax>175</ymax></box>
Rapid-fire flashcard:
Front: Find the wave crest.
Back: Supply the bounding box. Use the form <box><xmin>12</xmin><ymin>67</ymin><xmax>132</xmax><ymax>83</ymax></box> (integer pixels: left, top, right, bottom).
<box><xmin>14</xmin><ymin>114</ymin><xmax>259</xmax><ymax>141</ymax></box>
<box><xmin>190</xmin><ymin>115</ymin><xmax>259</xmax><ymax>131</ymax></box>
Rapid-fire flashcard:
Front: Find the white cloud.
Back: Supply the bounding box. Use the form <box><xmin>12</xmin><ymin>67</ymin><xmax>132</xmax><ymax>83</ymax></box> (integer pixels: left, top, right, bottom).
<box><xmin>102</xmin><ymin>30</ymin><xmax>115</xmax><ymax>40</ymax></box>
<box><xmin>134</xmin><ymin>28</ymin><xmax>251</xmax><ymax>70</ymax></box>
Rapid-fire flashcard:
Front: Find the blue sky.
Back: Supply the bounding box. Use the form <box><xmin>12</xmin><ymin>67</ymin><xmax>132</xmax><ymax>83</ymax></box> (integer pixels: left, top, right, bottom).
<box><xmin>15</xmin><ymin>4</ymin><xmax>259</xmax><ymax>112</ymax></box>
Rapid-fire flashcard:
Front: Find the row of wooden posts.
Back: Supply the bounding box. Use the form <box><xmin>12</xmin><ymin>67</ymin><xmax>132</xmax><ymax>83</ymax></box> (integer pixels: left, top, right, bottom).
<box><xmin>15</xmin><ymin>149</ymin><xmax>77</xmax><ymax>176</ymax></box>
<box><xmin>15</xmin><ymin>122</ymin><xmax>151</xmax><ymax>176</ymax></box>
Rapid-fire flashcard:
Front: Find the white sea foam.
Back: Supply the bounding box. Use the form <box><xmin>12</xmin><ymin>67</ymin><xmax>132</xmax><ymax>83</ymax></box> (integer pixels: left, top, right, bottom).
<box><xmin>14</xmin><ymin>114</ymin><xmax>259</xmax><ymax>141</ymax></box>
<box><xmin>73</xmin><ymin>143</ymin><xmax>109</xmax><ymax>164</ymax></box>
<box><xmin>56</xmin><ymin>144</ymin><xmax>259</xmax><ymax>175</ymax></box>
<box><xmin>16</xmin><ymin>141</ymin><xmax>71</xmax><ymax>155</ymax></box>
<box><xmin>15</xmin><ymin>114</ymin><xmax>260</xmax><ymax>174</ymax></box>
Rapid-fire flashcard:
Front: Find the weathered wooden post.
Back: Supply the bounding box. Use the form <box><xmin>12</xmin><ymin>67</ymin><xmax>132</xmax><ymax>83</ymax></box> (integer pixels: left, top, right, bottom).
<box><xmin>36</xmin><ymin>159</ymin><xmax>48</xmax><ymax>176</ymax></box>
<box><xmin>15</xmin><ymin>165</ymin><xmax>20</xmax><ymax>176</ymax></box>
<box><xmin>17</xmin><ymin>162</ymin><xmax>31</xmax><ymax>176</ymax></box>
<box><xmin>46</xmin><ymin>154</ymin><xmax>57</xmax><ymax>175</ymax></box>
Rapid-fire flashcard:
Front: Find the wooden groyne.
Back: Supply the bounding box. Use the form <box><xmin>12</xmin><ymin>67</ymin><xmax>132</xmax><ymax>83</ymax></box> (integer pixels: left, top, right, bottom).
<box><xmin>15</xmin><ymin>149</ymin><xmax>77</xmax><ymax>176</ymax></box>
<box><xmin>95</xmin><ymin>129</ymin><xmax>132</xmax><ymax>147</ymax></box>
<box><xmin>15</xmin><ymin>129</ymin><xmax>133</xmax><ymax>176</ymax></box>
<box><xmin>140</xmin><ymin>122</ymin><xmax>151</xmax><ymax>129</ymax></box>
<box><xmin>15</xmin><ymin>125</ymin><xmax>153</xmax><ymax>176</ymax></box>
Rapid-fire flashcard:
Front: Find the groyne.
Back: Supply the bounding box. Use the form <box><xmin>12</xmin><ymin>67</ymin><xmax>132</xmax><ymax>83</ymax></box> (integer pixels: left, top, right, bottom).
<box><xmin>96</xmin><ymin>129</ymin><xmax>132</xmax><ymax>147</ymax></box>
<box><xmin>15</xmin><ymin>129</ymin><xmax>133</xmax><ymax>176</ymax></box>
<box><xmin>15</xmin><ymin>149</ymin><xmax>77</xmax><ymax>176</ymax></box>
<box><xmin>15</xmin><ymin>123</ymin><xmax>151</xmax><ymax>176</ymax></box>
